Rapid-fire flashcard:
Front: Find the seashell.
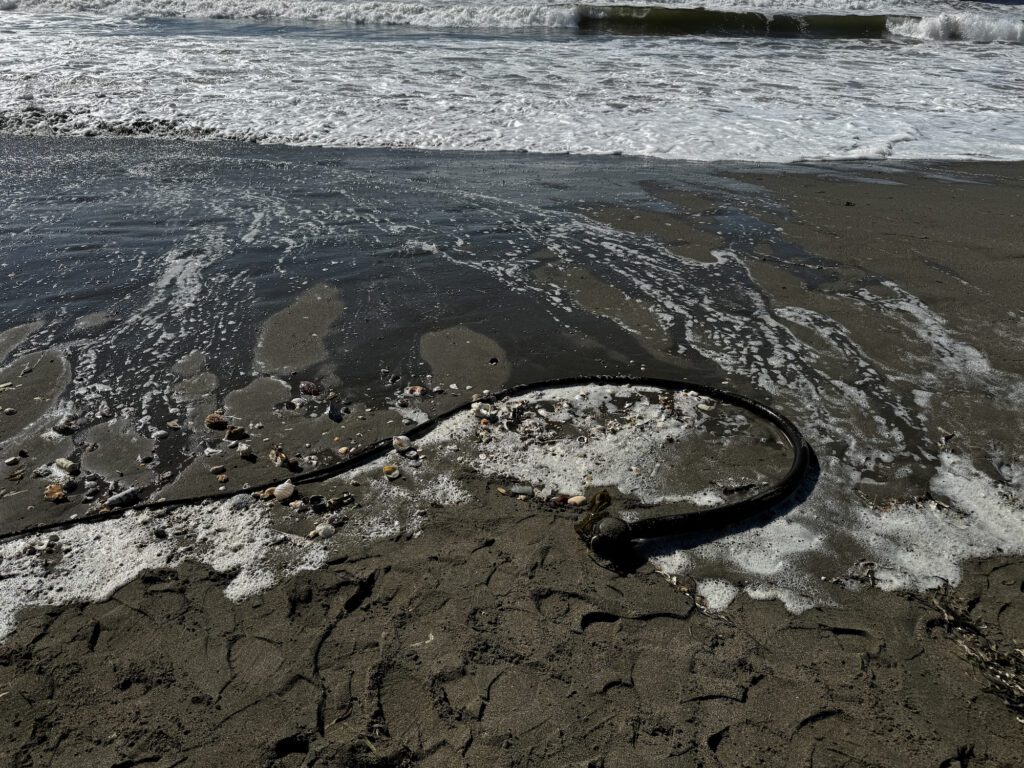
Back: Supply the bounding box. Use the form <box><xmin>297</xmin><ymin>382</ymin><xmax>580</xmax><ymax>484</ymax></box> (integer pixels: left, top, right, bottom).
<box><xmin>166</xmin><ymin>419</ymin><xmax>181</xmax><ymax>430</ymax></box>
<box><xmin>269</xmin><ymin>446</ymin><xmax>289</xmax><ymax>467</ymax></box>
<box><xmin>313</xmin><ymin>522</ymin><xmax>336</xmax><ymax>539</ymax></box>
<box><xmin>392</xmin><ymin>435</ymin><xmax>411</xmax><ymax>452</ymax></box>
<box><xmin>237</xmin><ymin>443</ymin><xmax>256</xmax><ymax>460</ymax></box>
<box><xmin>43</xmin><ymin>484</ymin><xmax>67</xmax><ymax>502</ymax></box>
<box><xmin>383</xmin><ymin>465</ymin><xmax>401</xmax><ymax>480</ymax></box>
<box><xmin>338</xmin><ymin>446</ymin><xmax>350</xmax><ymax>456</ymax></box>
<box><xmin>204</xmin><ymin>413</ymin><xmax>229</xmax><ymax>431</ymax></box>
<box><xmin>567</xmin><ymin>495</ymin><xmax>587</xmax><ymax>507</ymax></box>
<box><xmin>273</xmin><ymin>481</ymin><xmax>296</xmax><ymax>502</ymax></box>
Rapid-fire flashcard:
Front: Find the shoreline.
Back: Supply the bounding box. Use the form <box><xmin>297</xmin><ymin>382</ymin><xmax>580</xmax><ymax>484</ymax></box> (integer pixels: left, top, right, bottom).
<box><xmin>0</xmin><ymin>138</ymin><xmax>1021</xmax><ymax>765</ymax></box>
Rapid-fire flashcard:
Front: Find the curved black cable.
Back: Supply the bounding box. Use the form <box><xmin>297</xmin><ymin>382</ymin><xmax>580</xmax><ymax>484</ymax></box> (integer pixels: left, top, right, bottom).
<box><xmin>0</xmin><ymin>375</ymin><xmax>810</xmax><ymax>557</ymax></box>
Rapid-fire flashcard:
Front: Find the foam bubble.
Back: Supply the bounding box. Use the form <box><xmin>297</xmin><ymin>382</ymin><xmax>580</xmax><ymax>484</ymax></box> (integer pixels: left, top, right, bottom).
<box><xmin>696</xmin><ymin>578</ymin><xmax>739</xmax><ymax>612</ymax></box>
<box><xmin>0</xmin><ymin>496</ymin><xmax>328</xmax><ymax>639</ymax></box>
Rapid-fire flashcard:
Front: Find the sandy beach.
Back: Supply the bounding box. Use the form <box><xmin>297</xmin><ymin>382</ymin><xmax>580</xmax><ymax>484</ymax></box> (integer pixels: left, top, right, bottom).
<box><xmin>0</xmin><ymin>139</ymin><xmax>1021</xmax><ymax>766</ymax></box>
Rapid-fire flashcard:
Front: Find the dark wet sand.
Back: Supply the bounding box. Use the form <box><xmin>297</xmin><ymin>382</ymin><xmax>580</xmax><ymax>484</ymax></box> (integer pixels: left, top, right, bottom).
<box><xmin>1</xmin><ymin>154</ymin><xmax>1022</xmax><ymax>766</ymax></box>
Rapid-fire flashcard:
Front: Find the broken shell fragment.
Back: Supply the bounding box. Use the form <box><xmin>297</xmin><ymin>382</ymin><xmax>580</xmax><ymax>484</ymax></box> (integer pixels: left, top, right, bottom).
<box><xmin>273</xmin><ymin>481</ymin><xmax>296</xmax><ymax>502</ymax></box>
<box><xmin>312</xmin><ymin>522</ymin><xmax>336</xmax><ymax>539</ymax></box>
<box><xmin>269</xmin><ymin>446</ymin><xmax>289</xmax><ymax>467</ymax></box>
<box><xmin>204</xmin><ymin>413</ymin><xmax>229</xmax><ymax>431</ymax></box>
<box><xmin>43</xmin><ymin>484</ymin><xmax>67</xmax><ymax>502</ymax></box>
<box><xmin>392</xmin><ymin>435</ymin><xmax>411</xmax><ymax>452</ymax></box>
<box><xmin>383</xmin><ymin>465</ymin><xmax>401</xmax><ymax>480</ymax></box>
<box><xmin>567</xmin><ymin>495</ymin><xmax>587</xmax><ymax>507</ymax></box>
<box><xmin>237</xmin><ymin>443</ymin><xmax>256</xmax><ymax>460</ymax></box>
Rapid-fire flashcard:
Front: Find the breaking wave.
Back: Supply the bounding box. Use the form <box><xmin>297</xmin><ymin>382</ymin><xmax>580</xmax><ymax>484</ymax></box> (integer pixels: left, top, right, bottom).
<box><xmin>2</xmin><ymin>0</ymin><xmax>1022</xmax><ymax>42</ymax></box>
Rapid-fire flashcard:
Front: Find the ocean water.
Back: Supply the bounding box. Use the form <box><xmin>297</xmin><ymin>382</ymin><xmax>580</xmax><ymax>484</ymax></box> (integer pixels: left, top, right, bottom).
<box><xmin>1</xmin><ymin>0</ymin><xmax>1022</xmax><ymax>160</ymax></box>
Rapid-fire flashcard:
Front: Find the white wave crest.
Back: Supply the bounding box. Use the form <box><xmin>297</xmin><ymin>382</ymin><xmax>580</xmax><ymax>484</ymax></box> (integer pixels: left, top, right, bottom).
<box><xmin>7</xmin><ymin>0</ymin><xmax>580</xmax><ymax>27</ymax></box>
<box><xmin>889</xmin><ymin>12</ymin><xmax>1024</xmax><ymax>42</ymax></box>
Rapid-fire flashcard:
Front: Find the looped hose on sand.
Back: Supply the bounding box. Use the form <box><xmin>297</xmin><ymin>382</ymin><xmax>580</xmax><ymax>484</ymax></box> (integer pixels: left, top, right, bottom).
<box><xmin>1</xmin><ymin>376</ymin><xmax>811</xmax><ymax>558</ymax></box>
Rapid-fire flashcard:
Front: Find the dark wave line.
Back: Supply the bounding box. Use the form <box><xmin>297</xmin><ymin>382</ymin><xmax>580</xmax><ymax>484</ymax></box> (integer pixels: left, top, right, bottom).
<box><xmin>576</xmin><ymin>5</ymin><xmax>905</xmax><ymax>38</ymax></box>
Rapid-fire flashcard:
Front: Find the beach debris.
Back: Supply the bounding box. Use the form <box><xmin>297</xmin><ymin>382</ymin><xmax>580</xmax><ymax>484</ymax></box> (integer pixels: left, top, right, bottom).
<box><xmin>310</xmin><ymin>522</ymin><xmax>336</xmax><ymax>539</ymax></box>
<box><xmin>4</xmin><ymin>457</ymin><xmax>19</xmax><ymax>467</ymax></box>
<box><xmin>3</xmin><ymin>408</ymin><xmax>16</xmax><ymax>416</ymax></box>
<box><xmin>273</xmin><ymin>480</ymin><xmax>296</xmax><ymax>502</ymax></box>
<box><xmin>567</xmin><ymin>495</ymin><xmax>587</xmax><ymax>507</ymax></box>
<box><xmin>383</xmin><ymin>465</ymin><xmax>401</xmax><ymax>480</ymax></box>
<box><xmin>299</xmin><ymin>380</ymin><xmax>321</xmax><ymax>397</ymax></box>
<box><xmin>54</xmin><ymin>458</ymin><xmax>79</xmax><ymax>474</ymax></box>
<box><xmin>106</xmin><ymin>488</ymin><xmax>139</xmax><ymax>508</ymax></box>
<box><xmin>152</xmin><ymin>429</ymin><xmax>169</xmax><ymax>440</ymax></box>
<box><xmin>204</xmin><ymin>412</ymin><xmax>229</xmax><ymax>431</ymax></box>
<box><xmin>226</xmin><ymin>425</ymin><xmax>247</xmax><ymax>441</ymax></box>
<box><xmin>52</xmin><ymin>415</ymin><xmax>78</xmax><ymax>435</ymax></box>
<box><xmin>268</xmin><ymin>445</ymin><xmax>296</xmax><ymax>469</ymax></box>
<box><xmin>210</xmin><ymin>465</ymin><xmax>226</xmax><ymax>475</ymax></box>
<box><xmin>392</xmin><ymin>435</ymin><xmax>412</xmax><ymax>452</ymax></box>
<box><xmin>329</xmin><ymin>493</ymin><xmax>355</xmax><ymax>508</ymax></box>
<box><xmin>406</xmin><ymin>385</ymin><xmax>427</xmax><ymax>397</ymax></box>
<box><xmin>338</xmin><ymin>446</ymin><xmax>350</xmax><ymax>457</ymax></box>
<box><xmin>237</xmin><ymin>443</ymin><xmax>256</xmax><ymax>461</ymax></box>
<box><xmin>509</xmin><ymin>484</ymin><xmax>534</xmax><ymax>498</ymax></box>
<box><xmin>43</xmin><ymin>483</ymin><xmax>67</xmax><ymax>502</ymax></box>
<box><xmin>166</xmin><ymin>419</ymin><xmax>181</xmax><ymax>430</ymax></box>
<box><xmin>217</xmin><ymin>474</ymin><xmax>229</xmax><ymax>483</ymax></box>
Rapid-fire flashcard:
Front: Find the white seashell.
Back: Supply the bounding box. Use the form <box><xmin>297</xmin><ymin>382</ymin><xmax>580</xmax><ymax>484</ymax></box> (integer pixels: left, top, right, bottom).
<box><xmin>392</xmin><ymin>435</ymin><xmax>411</xmax><ymax>452</ymax></box>
<box><xmin>313</xmin><ymin>522</ymin><xmax>336</xmax><ymax>539</ymax></box>
<box><xmin>273</xmin><ymin>481</ymin><xmax>296</xmax><ymax>502</ymax></box>
<box><xmin>383</xmin><ymin>465</ymin><xmax>401</xmax><ymax>480</ymax></box>
<box><xmin>567</xmin><ymin>495</ymin><xmax>587</xmax><ymax>506</ymax></box>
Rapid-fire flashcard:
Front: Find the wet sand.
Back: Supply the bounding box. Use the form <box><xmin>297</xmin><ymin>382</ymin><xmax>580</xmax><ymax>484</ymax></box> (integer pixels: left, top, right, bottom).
<box><xmin>0</xmin><ymin>143</ymin><xmax>1022</xmax><ymax>766</ymax></box>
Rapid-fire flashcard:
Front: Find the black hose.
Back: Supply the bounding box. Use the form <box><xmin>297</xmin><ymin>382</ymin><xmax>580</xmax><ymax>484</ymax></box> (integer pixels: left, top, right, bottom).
<box><xmin>1</xmin><ymin>375</ymin><xmax>810</xmax><ymax>556</ymax></box>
